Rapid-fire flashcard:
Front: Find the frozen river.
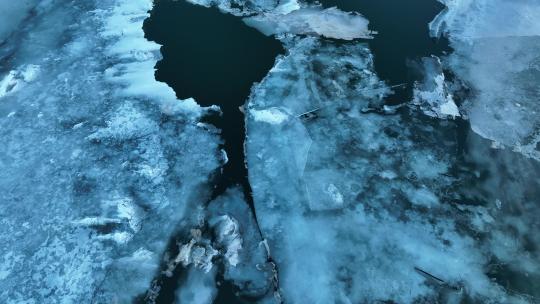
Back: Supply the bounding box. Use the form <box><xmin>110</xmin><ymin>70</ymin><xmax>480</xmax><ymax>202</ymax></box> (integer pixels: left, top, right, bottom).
<box><xmin>0</xmin><ymin>0</ymin><xmax>539</xmax><ymax>303</ymax></box>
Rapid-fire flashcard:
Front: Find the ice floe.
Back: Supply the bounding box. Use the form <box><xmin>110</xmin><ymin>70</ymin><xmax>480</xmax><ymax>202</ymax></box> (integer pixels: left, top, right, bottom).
<box><xmin>246</xmin><ymin>36</ymin><xmax>540</xmax><ymax>303</ymax></box>
<box><xmin>431</xmin><ymin>0</ymin><xmax>540</xmax><ymax>160</ymax></box>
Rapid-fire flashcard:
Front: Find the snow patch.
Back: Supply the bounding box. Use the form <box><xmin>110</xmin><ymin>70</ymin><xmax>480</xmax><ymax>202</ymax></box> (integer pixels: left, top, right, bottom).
<box><xmin>251</xmin><ymin>107</ymin><xmax>289</xmax><ymax>124</ymax></box>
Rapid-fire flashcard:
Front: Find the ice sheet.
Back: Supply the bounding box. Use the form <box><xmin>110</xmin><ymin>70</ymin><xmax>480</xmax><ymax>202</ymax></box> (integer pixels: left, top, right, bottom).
<box><xmin>0</xmin><ymin>0</ymin><xmax>221</xmax><ymax>302</ymax></box>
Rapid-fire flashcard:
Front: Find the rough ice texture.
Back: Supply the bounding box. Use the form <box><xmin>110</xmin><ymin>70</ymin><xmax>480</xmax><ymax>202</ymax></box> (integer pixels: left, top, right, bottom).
<box><xmin>243</xmin><ymin>7</ymin><xmax>373</xmax><ymax>40</ymax></box>
<box><xmin>2</xmin><ymin>0</ymin><xmax>539</xmax><ymax>302</ymax></box>
<box><xmin>246</xmin><ymin>36</ymin><xmax>539</xmax><ymax>303</ymax></box>
<box><xmin>0</xmin><ymin>0</ymin><xmax>221</xmax><ymax>302</ymax></box>
<box><xmin>431</xmin><ymin>0</ymin><xmax>540</xmax><ymax>160</ymax></box>
<box><xmin>430</xmin><ymin>0</ymin><xmax>540</xmax><ymax>40</ymax></box>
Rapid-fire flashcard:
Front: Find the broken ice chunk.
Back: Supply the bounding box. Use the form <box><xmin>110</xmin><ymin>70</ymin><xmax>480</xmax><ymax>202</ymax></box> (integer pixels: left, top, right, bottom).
<box><xmin>243</xmin><ymin>7</ymin><xmax>373</xmax><ymax>40</ymax></box>
<box><xmin>210</xmin><ymin>215</ymin><xmax>243</xmax><ymax>267</ymax></box>
<box><xmin>169</xmin><ymin>238</ymin><xmax>218</xmax><ymax>274</ymax></box>
<box><xmin>245</xmin><ymin>35</ymin><xmax>536</xmax><ymax>303</ymax></box>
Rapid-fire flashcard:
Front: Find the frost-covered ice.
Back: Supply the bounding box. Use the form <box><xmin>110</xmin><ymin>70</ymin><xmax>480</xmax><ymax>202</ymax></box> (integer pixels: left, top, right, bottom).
<box><xmin>0</xmin><ymin>0</ymin><xmax>222</xmax><ymax>302</ymax></box>
<box><xmin>430</xmin><ymin>0</ymin><xmax>540</xmax><ymax>40</ymax></box>
<box><xmin>246</xmin><ymin>36</ymin><xmax>540</xmax><ymax>303</ymax></box>
<box><xmin>431</xmin><ymin>0</ymin><xmax>540</xmax><ymax>160</ymax></box>
<box><xmin>251</xmin><ymin>107</ymin><xmax>290</xmax><ymax>125</ymax></box>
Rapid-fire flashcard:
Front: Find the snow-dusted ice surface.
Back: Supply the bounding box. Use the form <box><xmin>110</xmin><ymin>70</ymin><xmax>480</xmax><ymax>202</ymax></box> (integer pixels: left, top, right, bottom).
<box><xmin>0</xmin><ymin>0</ymin><xmax>222</xmax><ymax>302</ymax></box>
<box><xmin>246</xmin><ymin>36</ymin><xmax>540</xmax><ymax>303</ymax></box>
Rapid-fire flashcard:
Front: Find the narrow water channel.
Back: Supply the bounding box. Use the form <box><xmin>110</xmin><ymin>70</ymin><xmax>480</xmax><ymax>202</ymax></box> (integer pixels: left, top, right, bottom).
<box><xmin>143</xmin><ymin>1</ymin><xmax>283</xmax><ymax>302</ymax></box>
<box><xmin>144</xmin><ymin>0</ymin><xmax>283</xmax><ymax>205</ymax></box>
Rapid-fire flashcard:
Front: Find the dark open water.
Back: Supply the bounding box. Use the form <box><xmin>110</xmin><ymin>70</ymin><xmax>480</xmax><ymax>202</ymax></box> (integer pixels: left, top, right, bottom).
<box><xmin>142</xmin><ymin>0</ymin><xmax>450</xmax><ymax>303</ymax></box>
<box><xmin>144</xmin><ymin>0</ymin><xmax>283</xmax><ymax>203</ymax></box>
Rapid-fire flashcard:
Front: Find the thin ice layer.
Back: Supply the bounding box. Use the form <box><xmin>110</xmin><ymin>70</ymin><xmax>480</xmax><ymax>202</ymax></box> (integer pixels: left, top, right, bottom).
<box><xmin>431</xmin><ymin>0</ymin><xmax>540</xmax><ymax>160</ymax></box>
<box><xmin>0</xmin><ymin>0</ymin><xmax>221</xmax><ymax>302</ymax></box>
<box><xmin>246</xmin><ymin>36</ymin><xmax>539</xmax><ymax>303</ymax></box>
